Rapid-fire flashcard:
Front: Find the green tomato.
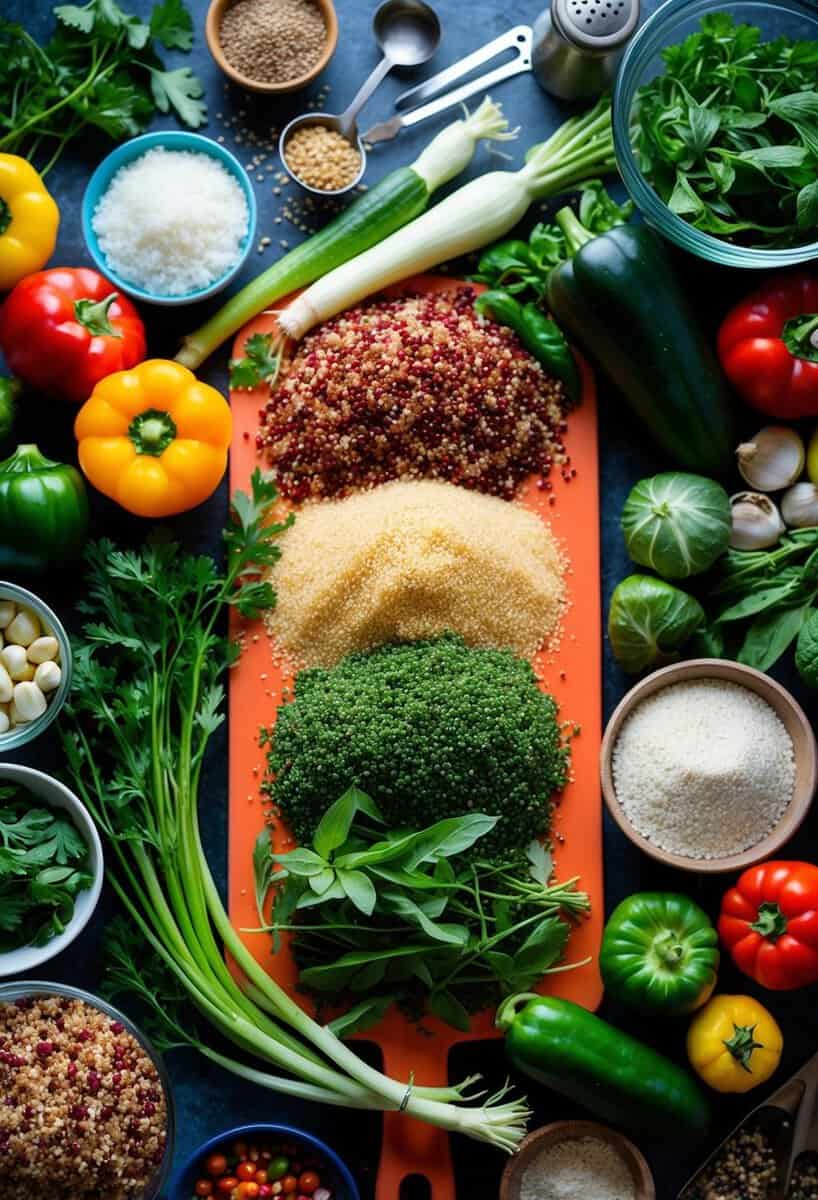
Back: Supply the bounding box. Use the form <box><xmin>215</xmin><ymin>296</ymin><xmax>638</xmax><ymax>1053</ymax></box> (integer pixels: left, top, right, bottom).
<box><xmin>600</xmin><ymin>893</ymin><xmax>719</xmax><ymax>1016</ymax></box>
<box><xmin>608</xmin><ymin>575</ymin><xmax>704</xmax><ymax>674</ymax></box>
<box><xmin>268</xmin><ymin>1157</ymin><xmax>289</xmax><ymax>1180</ymax></box>
<box><xmin>621</xmin><ymin>472</ymin><xmax>731</xmax><ymax>580</ymax></box>
<box><xmin>796</xmin><ymin>609</ymin><xmax>818</xmax><ymax>688</ymax></box>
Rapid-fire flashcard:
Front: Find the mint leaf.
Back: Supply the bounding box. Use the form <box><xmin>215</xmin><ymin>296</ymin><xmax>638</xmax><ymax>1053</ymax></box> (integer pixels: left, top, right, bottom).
<box><xmin>150</xmin><ymin>0</ymin><xmax>194</xmax><ymax>51</ymax></box>
<box><xmin>149</xmin><ymin>66</ymin><xmax>206</xmax><ymax>128</ymax></box>
<box><xmin>797</xmin><ymin>180</ymin><xmax>818</xmax><ymax>230</ymax></box>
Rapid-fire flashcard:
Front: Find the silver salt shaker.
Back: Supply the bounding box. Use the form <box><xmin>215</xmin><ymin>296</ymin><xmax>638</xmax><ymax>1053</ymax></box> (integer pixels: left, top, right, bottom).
<box><xmin>532</xmin><ymin>0</ymin><xmax>640</xmax><ymax>101</ymax></box>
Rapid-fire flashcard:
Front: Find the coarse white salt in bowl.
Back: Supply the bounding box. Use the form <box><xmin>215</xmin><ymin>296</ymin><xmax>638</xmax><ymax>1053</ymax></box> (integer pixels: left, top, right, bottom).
<box><xmin>90</xmin><ymin>144</ymin><xmax>250</xmax><ymax>299</ymax></box>
<box><xmin>611</xmin><ymin>677</ymin><xmax>795</xmax><ymax>861</ymax></box>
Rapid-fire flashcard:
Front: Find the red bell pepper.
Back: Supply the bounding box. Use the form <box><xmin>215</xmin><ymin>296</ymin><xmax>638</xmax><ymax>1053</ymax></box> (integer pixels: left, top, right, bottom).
<box><xmin>718</xmin><ymin>272</ymin><xmax>818</xmax><ymax>418</ymax></box>
<box><xmin>0</xmin><ymin>267</ymin><xmax>146</xmax><ymax>405</ymax></box>
<box><xmin>719</xmin><ymin>861</ymin><xmax>818</xmax><ymax>991</ymax></box>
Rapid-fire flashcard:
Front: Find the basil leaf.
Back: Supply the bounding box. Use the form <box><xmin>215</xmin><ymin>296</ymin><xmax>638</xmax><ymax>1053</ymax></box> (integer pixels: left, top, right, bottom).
<box><xmin>328</xmin><ymin>996</ymin><xmax>393</xmax><ymax>1039</ymax></box>
<box><xmin>429</xmin><ymin>989</ymin><xmax>471</xmax><ymax>1032</ymax></box>
<box><xmin>313</xmin><ymin>787</ymin><xmax>379</xmax><ymax>860</ymax></box>
<box><xmin>738</xmin><ymin>145</ymin><xmax>808</xmax><ymax>170</ymax></box>
<box><xmin>270</xmin><ymin>847</ymin><xmax>328</xmax><ymax>877</ymax></box>
<box><xmin>336</xmin><ymin>869</ymin><xmax>377</xmax><ymax>916</ymax></box>
<box><xmin>797</xmin><ymin>180</ymin><xmax>818</xmax><ymax>230</ymax></box>
<box><xmin>737</xmin><ymin>604</ymin><xmax>811</xmax><ymax>671</ymax></box>
<box><xmin>716</xmin><ymin>578</ymin><xmax>803</xmax><ymax>622</ymax></box>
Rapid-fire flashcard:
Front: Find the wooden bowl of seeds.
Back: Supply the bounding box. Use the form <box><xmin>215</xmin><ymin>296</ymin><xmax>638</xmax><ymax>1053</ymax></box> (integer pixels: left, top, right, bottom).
<box><xmin>500</xmin><ymin>1121</ymin><xmax>655</xmax><ymax>1200</ymax></box>
<box><xmin>206</xmin><ymin>0</ymin><xmax>338</xmax><ymax>94</ymax></box>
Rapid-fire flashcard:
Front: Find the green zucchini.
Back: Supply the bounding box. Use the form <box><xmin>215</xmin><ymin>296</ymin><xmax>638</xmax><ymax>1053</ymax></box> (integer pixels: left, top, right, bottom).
<box><xmin>546</xmin><ymin>215</ymin><xmax>736</xmax><ymax>475</ymax></box>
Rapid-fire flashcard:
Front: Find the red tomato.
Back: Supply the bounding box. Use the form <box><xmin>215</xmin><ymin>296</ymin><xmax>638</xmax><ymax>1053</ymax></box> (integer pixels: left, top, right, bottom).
<box><xmin>237</xmin><ymin>1163</ymin><xmax>257</xmax><ymax>1181</ymax></box>
<box><xmin>0</xmin><ymin>267</ymin><xmax>146</xmax><ymax>404</ymax></box>
<box><xmin>719</xmin><ymin>861</ymin><xmax>818</xmax><ymax>989</ymax></box>
<box><xmin>282</xmin><ymin>1177</ymin><xmax>299</xmax><ymax>1194</ymax></box>
<box><xmin>236</xmin><ymin>1184</ymin><xmax>260</xmax><ymax>1199</ymax></box>
<box><xmin>216</xmin><ymin>1178</ymin><xmax>239</xmax><ymax>1195</ymax></box>
<box><xmin>254</xmin><ymin>1170</ymin><xmax>268</xmax><ymax>1184</ymax></box>
<box><xmin>298</xmin><ymin>1172</ymin><xmax>320</xmax><ymax>1195</ymax></box>
<box><xmin>205</xmin><ymin>1154</ymin><xmax>228</xmax><ymax>1178</ymax></box>
<box><xmin>195</xmin><ymin>1182</ymin><xmax>214</xmax><ymax>1197</ymax></box>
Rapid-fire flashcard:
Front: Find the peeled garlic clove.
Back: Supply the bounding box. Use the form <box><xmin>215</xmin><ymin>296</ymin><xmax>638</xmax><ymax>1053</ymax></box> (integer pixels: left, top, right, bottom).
<box><xmin>6</xmin><ymin>608</ymin><xmax>40</xmax><ymax>647</ymax></box>
<box><xmin>0</xmin><ymin>705</ymin><xmax>8</xmax><ymax>735</ymax></box>
<box><xmin>12</xmin><ymin>682</ymin><xmax>47</xmax><ymax>722</ymax></box>
<box><xmin>0</xmin><ymin>663</ymin><xmax>11</xmax><ymax>705</ymax></box>
<box><xmin>1</xmin><ymin>643</ymin><xmax>30</xmax><ymax>681</ymax></box>
<box><xmin>736</xmin><ymin>426</ymin><xmax>805</xmax><ymax>492</ymax></box>
<box><xmin>27</xmin><ymin>636</ymin><xmax>58</xmax><ymax>665</ymax></box>
<box><xmin>0</xmin><ymin>601</ymin><xmax>15</xmax><ymax>630</ymax></box>
<box><xmin>34</xmin><ymin>661</ymin><xmax>61</xmax><ymax>693</ymax></box>
<box><xmin>730</xmin><ymin>492</ymin><xmax>786</xmax><ymax>550</ymax></box>
<box><xmin>781</xmin><ymin>482</ymin><xmax>818</xmax><ymax>529</ymax></box>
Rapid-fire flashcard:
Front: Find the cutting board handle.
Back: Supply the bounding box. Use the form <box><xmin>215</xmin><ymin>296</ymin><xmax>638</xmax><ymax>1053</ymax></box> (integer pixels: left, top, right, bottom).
<box><xmin>377</xmin><ymin>1042</ymin><xmax>456</xmax><ymax>1200</ymax></box>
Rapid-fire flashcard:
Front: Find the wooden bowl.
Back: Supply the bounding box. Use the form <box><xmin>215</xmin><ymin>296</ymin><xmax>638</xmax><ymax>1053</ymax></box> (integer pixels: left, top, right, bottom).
<box><xmin>500</xmin><ymin>1121</ymin><xmax>655</xmax><ymax>1200</ymax></box>
<box><xmin>601</xmin><ymin>659</ymin><xmax>817</xmax><ymax>874</ymax></box>
<box><xmin>205</xmin><ymin>0</ymin><xmax>338</xmax><ymax>94</ymax></box>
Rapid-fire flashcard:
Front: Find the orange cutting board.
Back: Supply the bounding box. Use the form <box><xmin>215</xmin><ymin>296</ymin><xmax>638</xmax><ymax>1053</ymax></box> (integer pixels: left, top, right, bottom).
<box><xmin>227</xmin><ymin>276</ymin><xmax>603</xmax><ymax>1200</ymax></box>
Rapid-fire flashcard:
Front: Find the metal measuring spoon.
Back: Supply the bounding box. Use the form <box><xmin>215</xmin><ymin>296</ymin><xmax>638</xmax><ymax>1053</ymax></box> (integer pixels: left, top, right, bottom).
<box><xmin>279</xmin><ymin>0</ymin><xmax>441</xmax><ymax>196</ymax></box>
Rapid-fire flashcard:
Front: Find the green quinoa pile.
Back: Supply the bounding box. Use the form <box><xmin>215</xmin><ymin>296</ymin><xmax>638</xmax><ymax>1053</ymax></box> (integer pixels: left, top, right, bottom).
<box><xmin>263</xmin><ymin>634</ymin><xmax>569</xmax><ymax>858</ymax></box>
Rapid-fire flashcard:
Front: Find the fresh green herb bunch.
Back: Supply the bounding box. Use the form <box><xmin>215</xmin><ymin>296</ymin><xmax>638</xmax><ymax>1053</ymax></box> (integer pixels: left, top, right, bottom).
<box><xmin>263</xmin><ymin>634</ymin><xmax>570</xmax><ymax>860</ymax></box>
<box><xmin>0</xmin><ymin>784</ymin><xmax>93</xmax><ymax>950</ymax></box>
<box><xmin>255</xmin><ymin>787</ymin><xmax>589</xmax><ymax>1032</ymax></box>
<box><xmin>0</xmin><ymin>0</ymin><xmax>206</xmax><ymax>175</ymax></box>
<box><xmin>633</xmin><ymin>12</ymin><xmax>818</xmax><ymax>248</ymax></box>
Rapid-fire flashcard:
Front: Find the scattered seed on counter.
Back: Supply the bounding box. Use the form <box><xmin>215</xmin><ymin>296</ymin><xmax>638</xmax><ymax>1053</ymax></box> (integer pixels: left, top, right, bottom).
<box><xmin>682</xmin><ymin>1122</ymin><xmax>779</xmax><ymax>1200</ymax></box>
<box><xmin>219</xmin><ymin>0</ymin><xmax>327</xmax><ymax>85</ymax></box>
<box><xmin>283</xmin><ymin>124</ymin><xmax>362</xmax><ymax>191</ymax></box>
<box><xmin>0</xmin><ymin>994</ymin><xmax>168</xmax><ymax>1199</ymax></box>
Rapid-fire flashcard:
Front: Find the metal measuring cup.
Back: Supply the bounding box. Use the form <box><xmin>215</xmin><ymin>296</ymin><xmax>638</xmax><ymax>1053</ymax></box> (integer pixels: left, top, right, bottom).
<box><xmin>279</xmin><ymin>0</ymin><xmax>441</xmax><ymax>196</ymax></box>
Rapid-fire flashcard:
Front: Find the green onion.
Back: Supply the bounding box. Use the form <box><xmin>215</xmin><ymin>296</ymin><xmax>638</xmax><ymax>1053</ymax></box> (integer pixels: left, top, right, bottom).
<box><xmin>176</xmin><ymin>97</ymin><xmax>516</xmax><ymax>370</ymax></box>
<box><xmin>279</xmin><ymin>99</ymin><xmax>615</xmax><ymax>340</ymax></box>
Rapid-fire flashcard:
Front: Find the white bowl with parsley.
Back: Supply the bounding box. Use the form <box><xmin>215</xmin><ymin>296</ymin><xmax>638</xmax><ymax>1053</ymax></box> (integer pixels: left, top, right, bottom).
<box><xmin>0</xmin><ymin>763</ymin><xmax>103</xmax><ymax>976</ymax></box>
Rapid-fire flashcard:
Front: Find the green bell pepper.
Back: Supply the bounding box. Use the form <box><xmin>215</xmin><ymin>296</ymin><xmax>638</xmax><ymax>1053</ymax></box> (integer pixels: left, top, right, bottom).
<box><xmin>496</xmin><ymin>993</ymin><xmax>711</xmax><ymax>1139</ymax></box>
<box><xmin>600</xmin><ymin>893</ymin><xmax>719</xmax><ymax>1016</ymax></box>
<box><xmin>0</xmin><ymin>443</ymin><xmax>89</xmax><ymax>574</ymax></box>
<box><xmin>475</xmin><ymin>290</ymin><xmax>580</xmax><ymax>402</ymax></box>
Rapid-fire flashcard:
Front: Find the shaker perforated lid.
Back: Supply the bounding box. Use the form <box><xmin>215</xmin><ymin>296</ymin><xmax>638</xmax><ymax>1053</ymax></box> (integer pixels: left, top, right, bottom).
<box><xmin>553</xmin><ymin>0</ymin><xmax>640</xmax><ymax>50</ymax></box>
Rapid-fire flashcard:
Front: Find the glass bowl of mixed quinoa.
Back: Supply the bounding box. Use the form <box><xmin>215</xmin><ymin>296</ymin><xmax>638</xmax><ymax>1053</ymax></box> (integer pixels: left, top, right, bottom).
<box><xmin>0</xmin><ymin>982</ymin><xmax>175</xmax><ymax>1200</ymax></box>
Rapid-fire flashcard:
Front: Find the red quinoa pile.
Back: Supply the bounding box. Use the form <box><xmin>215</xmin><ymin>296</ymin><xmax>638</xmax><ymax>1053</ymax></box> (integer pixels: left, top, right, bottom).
<box><xmin>0</xmin><ymin>994</ymin><xmax>168</xmax><ymax>1199</ymax></box>
<box><xmin>257</xmin><ymin>287</ymin><xmax>572</xmax><ymax>501</ymax></box>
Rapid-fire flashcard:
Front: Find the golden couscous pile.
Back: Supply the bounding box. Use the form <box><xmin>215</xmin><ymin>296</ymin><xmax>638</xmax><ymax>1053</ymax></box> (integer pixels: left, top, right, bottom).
<box><xmin>265</xmin><ymin>479</ymin><xmax>566</xmax><ymax>668</ymax></box>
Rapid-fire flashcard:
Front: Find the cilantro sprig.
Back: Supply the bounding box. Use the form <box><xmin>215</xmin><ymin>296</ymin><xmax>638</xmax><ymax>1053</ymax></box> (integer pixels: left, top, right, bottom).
<box><xmin>0</xmin><ymin>784</ymin><xmax>93</xmax><ymax>951</ymax></box>
<box><xmin>0</xmin><ymin>0</ymin><xmax>205</xmax><ymax>174</ymax></box>
<box><xmin>229</xmin><ymin>333</ymin><xmax>283</xmax><ymax>391</ymax></box>
<box><xmin>634</xmin><ymin>12</ymin><xmax>818</xmax><ymax>247</ymax></box>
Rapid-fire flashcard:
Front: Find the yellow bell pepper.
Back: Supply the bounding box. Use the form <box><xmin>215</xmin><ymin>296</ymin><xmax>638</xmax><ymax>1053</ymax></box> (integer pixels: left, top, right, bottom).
<box><xmin>687</xmin><ymin>994</ymin><xmax>782</xmax><ymax>1094</ymax></box>
<box><xmin>74</xmin><ymin>359</ymin><xmax>232</xmax><ymax>518</ymax></box>
<box><xmin>0</xmin><ymin>155</ymin><xmax>60</xmax><ymax>291</ymax></box>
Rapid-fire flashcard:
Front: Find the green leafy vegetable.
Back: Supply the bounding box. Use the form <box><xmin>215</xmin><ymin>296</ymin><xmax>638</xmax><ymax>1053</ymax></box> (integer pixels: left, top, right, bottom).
<box><xmin>621</xmin><ymin>473</ymin><xmax>731</xmax><ymax>580</ymax></box>
<box><xmin>255</xmin><ymin>789</ymin><xmax>590</xmax><ymax>1029</ymax></box>
<box><xmin>0</xmin><ymin>0</ymin><xmax>205</xmax><ymax>174</ymax></box>
<box><xmin>229</xmin><ymin>333</ymin><xmax>283</xmax><ymax>391</ymax></box>
<box><xmin>633</xmin><ymin>12</ymin><xmax>818</xmax><ymax>247</ymax></box>
<box><xmin>608</xmin><ymin>575</ymin><xmax>705</xmax><ymax>675</ymax></box>
<box><xmin>0</xmin><ymin>784</ymin><xmax>93</xmax><ymax>950</ymax></box>
<box><xmin>60</xmin><ymin>474</ymin><xmax>530</xmax><ymax>1152</ymax></box>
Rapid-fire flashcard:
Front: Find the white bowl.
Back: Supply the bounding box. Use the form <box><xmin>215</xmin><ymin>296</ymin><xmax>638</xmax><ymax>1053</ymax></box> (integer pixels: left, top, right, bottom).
<box><xmin>0</xmin><ymin>763</ymin><xmax>103</xmax><ymax>976</ymax></box>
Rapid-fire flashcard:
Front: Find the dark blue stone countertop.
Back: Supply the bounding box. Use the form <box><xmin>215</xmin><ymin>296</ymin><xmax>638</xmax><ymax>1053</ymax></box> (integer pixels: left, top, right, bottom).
<box><xmin>2</xmin><ymin>0</ymin><xmax>817</xmax><ymax>1195</ymax></box>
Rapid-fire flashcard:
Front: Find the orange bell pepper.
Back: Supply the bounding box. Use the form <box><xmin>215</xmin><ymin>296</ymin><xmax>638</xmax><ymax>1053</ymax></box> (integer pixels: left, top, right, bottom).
<box><xmin>74</xmin><ymin>360</ymin><xmax>232</xmax><ymax>518</ymax></box>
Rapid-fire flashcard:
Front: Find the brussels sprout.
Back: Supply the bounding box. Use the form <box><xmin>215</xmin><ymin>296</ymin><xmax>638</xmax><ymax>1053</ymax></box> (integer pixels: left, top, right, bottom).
<box><xmin>608</xmin><ymin>575</ymin><xmax>705</xmax><ymax>674</ymax></box>
<box><xmin>622</xmin><ymin>473</ymin><xmax>731</xmax><ymax>580</ymax></box>
<box><xmin>796</xmin><ymin>610</ymin><xmax>818</xmax><ymax>688</ymax></box>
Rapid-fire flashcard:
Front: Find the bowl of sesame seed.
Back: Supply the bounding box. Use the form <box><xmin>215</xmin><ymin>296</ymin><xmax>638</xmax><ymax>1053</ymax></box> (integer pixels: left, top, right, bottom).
<box><xmin>0</xmin><ymin>982</ymin><xmax>175</xmax><ymax>1200</ymax></box>
<box><xmin>206</xmin><ymin>0</ymin><xmax>338</xmax><ymax>94</ymax></box>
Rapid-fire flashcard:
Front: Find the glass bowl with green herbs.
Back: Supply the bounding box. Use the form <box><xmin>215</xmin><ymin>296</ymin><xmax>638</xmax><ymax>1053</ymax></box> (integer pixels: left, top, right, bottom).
<box><xmin>0</xmin><ymin>763</ymin><xmax>103</xmax><ymax>976</ymax></box>
<box><xmin>613</xmin><ymin>0</ymin><xmax>818</xmax><ymax>267</ymax></box>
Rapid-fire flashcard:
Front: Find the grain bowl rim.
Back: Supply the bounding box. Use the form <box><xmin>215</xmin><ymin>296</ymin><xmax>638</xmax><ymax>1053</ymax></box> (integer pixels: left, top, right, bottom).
<box><xmin>600</xmin><ymin>658</ymin><xmax>818</xmax><ymax>874</ymax></box>
<box><xmin>499</xmin><ymin>1119</ymin><xmax>656</xmax><ymax>1200</ymax></box>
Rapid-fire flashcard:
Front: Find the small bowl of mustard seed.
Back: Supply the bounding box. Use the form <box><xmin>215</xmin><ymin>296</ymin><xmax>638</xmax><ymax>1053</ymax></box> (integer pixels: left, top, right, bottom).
<box><xmin>280</xmin><ymin>114</ymin><xmax>365</xmax><ymax>195</ymax></box>
<box><xmin>206</xmin><ymin>0</ymin><xmax>338</xmax><ymax>94</ymax></box>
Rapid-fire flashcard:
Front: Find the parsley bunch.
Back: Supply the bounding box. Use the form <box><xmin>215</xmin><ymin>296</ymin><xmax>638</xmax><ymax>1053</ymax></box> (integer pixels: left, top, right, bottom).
<box><xmin>0</xmin><ymin>0</ymin><xmax>206</xmax><ymax>175</ymax></box>
<box><xmin>0</xmin><ymin>784</ymin><xmax>93</xmax><ymax>951</ymax></box>
<box><xmin>633</xmin><ymin>12</ymin><xmax>818</xmax><ymax>247</ymax></box>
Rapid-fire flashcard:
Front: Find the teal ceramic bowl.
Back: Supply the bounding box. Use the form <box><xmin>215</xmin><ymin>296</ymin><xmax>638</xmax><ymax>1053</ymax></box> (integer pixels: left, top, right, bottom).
<box><xmin>82</xmin><ymin>131</ymin><xmax>257</xmax><ymax>305</ymax></box>
<box><xmin>613</xmin><ymin>0</ymin><xmax>818</xmax><ymax>269</ymax></box>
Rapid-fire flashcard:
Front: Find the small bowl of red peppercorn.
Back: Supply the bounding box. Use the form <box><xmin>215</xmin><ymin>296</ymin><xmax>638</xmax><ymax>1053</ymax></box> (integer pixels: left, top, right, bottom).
<box><xmin>171</xmin><ymin>1124</ymin><xmax>360</xmax><ymax>1200</ymax></box>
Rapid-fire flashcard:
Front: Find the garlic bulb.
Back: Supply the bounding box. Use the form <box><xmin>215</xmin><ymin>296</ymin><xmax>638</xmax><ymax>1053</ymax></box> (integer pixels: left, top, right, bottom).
<box><xmin>730</xmin><ymin>492</ymin><xmax>786</xmax><ymax>550</ymax></box>
<box><xmin>781</xmin><ymin>482</ymin><xmax>818</xmax><ymax>529</ymax></box>
<box><xmin>736</xmin><ymin>426</ymin><xmax>805</xmax><ymax>492</ymax></box>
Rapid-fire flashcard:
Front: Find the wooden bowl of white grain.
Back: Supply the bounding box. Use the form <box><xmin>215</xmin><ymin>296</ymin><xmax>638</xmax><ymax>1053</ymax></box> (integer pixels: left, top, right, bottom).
<box><xmin>601</xmin><ymin>659</ymin><xmax>818</xmax><ymax>874</ymax></box>
<box><xmin>500</xmin><ymin>1121</ymin><xmax>655</xmax><ymax>1200</ymax></box>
